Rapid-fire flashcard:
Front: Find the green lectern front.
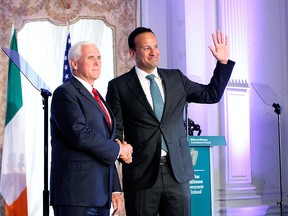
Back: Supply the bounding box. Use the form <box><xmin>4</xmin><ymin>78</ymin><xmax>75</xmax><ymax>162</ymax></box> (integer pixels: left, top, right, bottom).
<box><xmin>188</xmin><ymin>136</ymin><xmax>226</xmax><ymax>216</ymax></box>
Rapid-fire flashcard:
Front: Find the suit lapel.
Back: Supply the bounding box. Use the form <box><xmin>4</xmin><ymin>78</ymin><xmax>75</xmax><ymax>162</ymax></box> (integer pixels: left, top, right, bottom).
<box><xmin>157</xmin><ymin>69</ymin><xmax>170</xmax><ymax>121</ymax></box>
<box><xmin>126</xmin><ymin>69</ymin><xmax>156</xmax><ymax>118</ymax></box>
<box><xmin>70</xmin><ymin>77</ymin><xmax>115</xmax><ymax>134</ymax></box>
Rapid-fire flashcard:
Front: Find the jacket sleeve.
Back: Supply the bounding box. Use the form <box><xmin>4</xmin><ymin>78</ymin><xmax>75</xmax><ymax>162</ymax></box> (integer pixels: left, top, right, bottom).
<box><xmin>184</xmin><ymin>60</ymin><xmax>235</xmax><ymax>103</ymax></box>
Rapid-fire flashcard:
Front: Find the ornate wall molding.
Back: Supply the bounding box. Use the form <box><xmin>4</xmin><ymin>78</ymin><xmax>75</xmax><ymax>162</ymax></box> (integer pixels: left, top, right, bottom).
<box><xmin>1</xmin><ymin>0</ymin><xmax>136</xmax><ymax>74</ymax></box>
<box><xmin>216</xmin><ymin>0</ymin><xmax>268</xmax><ymax>214</ymax></box>
<box><xmin>218</xmin><ymin>0</ymin><xmax>250</xmax><ymax>83</ymax></box>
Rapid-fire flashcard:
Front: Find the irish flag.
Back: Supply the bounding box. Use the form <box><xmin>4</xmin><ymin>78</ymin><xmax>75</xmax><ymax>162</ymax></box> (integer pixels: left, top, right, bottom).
<box><xmin>0</xmin><ymin>30</ymin><xmax>28</xmax><ymax>215</ymax></box>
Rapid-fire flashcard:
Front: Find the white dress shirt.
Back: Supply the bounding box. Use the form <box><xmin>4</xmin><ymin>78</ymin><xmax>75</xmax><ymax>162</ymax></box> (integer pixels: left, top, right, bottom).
<box><xmin>135</xmin><ymin>67</ymin><xmax>167</xmax><ymax>156</ymax></box>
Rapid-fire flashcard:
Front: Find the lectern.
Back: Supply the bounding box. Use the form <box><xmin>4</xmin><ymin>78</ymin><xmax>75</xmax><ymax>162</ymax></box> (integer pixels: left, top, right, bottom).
<box><xmin>188</xmin><ymin>136</ymin><xmax>226</xmax><ymax>216</ymax></box>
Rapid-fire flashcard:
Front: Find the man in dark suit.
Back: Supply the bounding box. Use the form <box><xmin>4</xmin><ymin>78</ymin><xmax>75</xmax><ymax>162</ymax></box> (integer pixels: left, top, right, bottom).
<box><xmin>50</xmin><ymin>41</ymin><xmax>133</xmax><ymax>216</ymax></box>
<box><xmin>106</xmin><ymin>27</ymin><xmax>235</xmax><ymax>215</ymax></box>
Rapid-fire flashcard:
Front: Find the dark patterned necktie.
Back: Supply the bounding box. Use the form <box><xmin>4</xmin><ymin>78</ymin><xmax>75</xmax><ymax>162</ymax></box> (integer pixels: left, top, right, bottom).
<box><xmin>92</xmin><ymin>88</ymin><xmax>111</xmax><ymax>128</ymax></box>
<box><xmin>146</xmin><ymin>74</ymin><xmax>167</xmax><ymax>152</ymax></box>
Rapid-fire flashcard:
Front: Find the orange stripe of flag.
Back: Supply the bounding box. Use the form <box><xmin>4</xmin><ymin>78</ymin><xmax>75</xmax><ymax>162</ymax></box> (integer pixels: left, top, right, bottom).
<box><xmin>5</xmin><ymin>187</ymin><xmax>28</xmax><ymax>216</ymax></box>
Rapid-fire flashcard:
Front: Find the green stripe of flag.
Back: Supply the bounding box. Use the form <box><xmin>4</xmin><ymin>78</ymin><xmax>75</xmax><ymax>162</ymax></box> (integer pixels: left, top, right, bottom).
<box><xmin>5</xmin><ymin>29</ymin><xmax>23</xmax><ymax>126</ymax></box>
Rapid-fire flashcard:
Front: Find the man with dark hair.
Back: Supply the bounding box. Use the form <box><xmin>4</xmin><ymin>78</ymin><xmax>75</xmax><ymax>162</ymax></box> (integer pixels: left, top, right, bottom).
<box><xmin>106</xmin><ymin>27</ymin><xmax>235</xmax><ymax>215</ymax></box>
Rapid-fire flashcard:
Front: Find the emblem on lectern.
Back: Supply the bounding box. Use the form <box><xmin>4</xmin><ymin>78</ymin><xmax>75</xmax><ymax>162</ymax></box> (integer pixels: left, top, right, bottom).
<box><xmin>190</xmin><ymin>148</ymin><xmax>198</xmax><ymax>166</ymax></box>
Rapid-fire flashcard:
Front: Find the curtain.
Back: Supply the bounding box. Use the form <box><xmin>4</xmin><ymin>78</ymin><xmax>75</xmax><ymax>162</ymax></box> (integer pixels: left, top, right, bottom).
<box><xmin>17</xmin><ymin>19</ymin><xmax>114</xmax><ymax>215</ymax></box>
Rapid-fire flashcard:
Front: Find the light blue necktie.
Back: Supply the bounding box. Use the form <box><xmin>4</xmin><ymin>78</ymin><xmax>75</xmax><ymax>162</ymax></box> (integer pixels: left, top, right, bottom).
<box><xmin>146</xmin><ymin>74</ymin><xmax>168</xmax><ymax>152</ymax></box>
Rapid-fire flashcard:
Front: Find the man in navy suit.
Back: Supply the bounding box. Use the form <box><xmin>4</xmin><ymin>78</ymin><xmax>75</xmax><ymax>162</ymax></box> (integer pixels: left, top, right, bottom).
<box><xmin>106</xmin><ymin>27</ymin><xmax>235</xmax><ymax>215</ymax></box>
<box><xmin>50</xmin><ymin>41</ymin><xmax>133</xmax><ymax>216</ymax></box>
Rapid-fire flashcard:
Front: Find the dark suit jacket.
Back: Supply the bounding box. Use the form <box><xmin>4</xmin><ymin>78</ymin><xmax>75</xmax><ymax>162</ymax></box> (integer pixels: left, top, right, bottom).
<box><xmin>106</xmin><ymin>61</ymin><xmax>235</xmax><ymax>192</ymax></box>
<box><xmin>50</xmin><ymin>76</ymin><xmax>121</xmax><ymax>207</ymax></box>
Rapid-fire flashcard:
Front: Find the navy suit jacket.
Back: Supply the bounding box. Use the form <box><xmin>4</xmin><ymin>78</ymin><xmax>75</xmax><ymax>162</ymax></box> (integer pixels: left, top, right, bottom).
<box><xmin>50</xmin><ymin>76</ymin><xmax>121</xmax><ymax>207</ymax></box>
<box><xmin>106</xmin><ymin>61</ymin><xmax>235</xmax><ymax>192</ymax></box>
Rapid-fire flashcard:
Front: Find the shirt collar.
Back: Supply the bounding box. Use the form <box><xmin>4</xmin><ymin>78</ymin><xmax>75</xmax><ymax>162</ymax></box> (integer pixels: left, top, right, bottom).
<box><xmin>135</xmin><ymin>66</ymin><xmax>160</xmax><ymax>80</ymax></box>
<box><xmin>73</xmin><ymin>75</ymin><xmax>94</xmax><ymax>93</ymax></box>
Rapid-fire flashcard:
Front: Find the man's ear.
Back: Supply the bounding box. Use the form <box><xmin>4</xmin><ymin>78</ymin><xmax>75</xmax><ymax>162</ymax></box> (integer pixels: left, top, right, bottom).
<box><xmin>129</xmin><ymin>49</ymin><xmax>136</xmax><ymax>59</ymax></box>
<box><xmin>70</xmin><ymin>59</ymin><xmax>77</xmax><ymax>70</ymax></box>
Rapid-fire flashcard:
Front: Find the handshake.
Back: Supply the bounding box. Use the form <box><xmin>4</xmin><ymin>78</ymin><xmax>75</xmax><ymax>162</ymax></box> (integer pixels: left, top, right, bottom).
<box><xmin>115</xmin><ymin>139</ymin><xmax>133</xmax><ymax>164</ymax></box>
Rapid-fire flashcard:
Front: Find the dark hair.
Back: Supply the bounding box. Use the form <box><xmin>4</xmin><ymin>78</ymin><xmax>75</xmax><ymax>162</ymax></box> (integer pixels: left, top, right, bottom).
<box><xmin>128</xmin><ymin>27</ymin><xmax>154</xmax><ymax>50</ymax></box>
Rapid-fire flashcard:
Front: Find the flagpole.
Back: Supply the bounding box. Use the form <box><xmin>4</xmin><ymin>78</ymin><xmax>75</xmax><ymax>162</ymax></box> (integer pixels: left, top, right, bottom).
<box><xmin>41</xmin><ymin>88</ymin><xmax>52</xmax><ymax>216</ymax></box>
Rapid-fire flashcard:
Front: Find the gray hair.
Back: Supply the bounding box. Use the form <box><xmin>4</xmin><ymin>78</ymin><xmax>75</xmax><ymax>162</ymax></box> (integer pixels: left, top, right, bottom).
<box><xmin>68</xmin><ymin>41</ymin><xmax>96</xmax><ymax>73</ymax></box>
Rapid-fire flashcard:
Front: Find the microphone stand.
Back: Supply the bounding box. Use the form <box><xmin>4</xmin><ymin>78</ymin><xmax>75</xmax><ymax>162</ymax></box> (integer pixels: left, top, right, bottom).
<box><xmin>272</xmin><ymin>103</ymin><xmax>284</xmax><ymax>216</ymax></box>
<box><xmin>41</xmin><ymin>89</ymin><xmax>52</xmax><ymax>216</ymax></box>
<box><xmin>250</xmin><ymin>82</ymin><xmax>285</xmax><ymax>215</ymax></box>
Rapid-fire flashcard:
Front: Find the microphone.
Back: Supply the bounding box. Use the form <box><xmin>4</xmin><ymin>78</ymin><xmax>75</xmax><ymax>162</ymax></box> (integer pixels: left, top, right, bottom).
<box><xmin>184</xmin><ymin>118</ymin><xmax>202</xmax><ymax>136</ymax></box>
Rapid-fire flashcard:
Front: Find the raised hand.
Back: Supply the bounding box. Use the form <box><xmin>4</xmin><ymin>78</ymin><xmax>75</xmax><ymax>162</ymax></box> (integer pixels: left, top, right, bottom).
<box><xmin>208</xmin><ymin>30</ymin><xmax>229</xmax><ymax>64</ymax></box>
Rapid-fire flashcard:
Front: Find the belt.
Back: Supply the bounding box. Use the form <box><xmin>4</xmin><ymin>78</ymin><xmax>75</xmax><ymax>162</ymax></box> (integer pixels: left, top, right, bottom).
<box><xmin>160</xmin><ymin>156</ymin><xmax>167</xmax><ymax>165</ymax></box>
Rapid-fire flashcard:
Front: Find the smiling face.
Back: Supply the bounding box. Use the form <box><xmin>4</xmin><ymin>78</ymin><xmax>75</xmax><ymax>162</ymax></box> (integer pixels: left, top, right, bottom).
<box><xmin>129</xmin><ymin>32</ymin><xmax>160</xmax><ymax>74</ymax></box>
<box><xmin>71</xmin><ymin>44</ymin><xmax>102</xmax><ymax>86</ymax></box>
